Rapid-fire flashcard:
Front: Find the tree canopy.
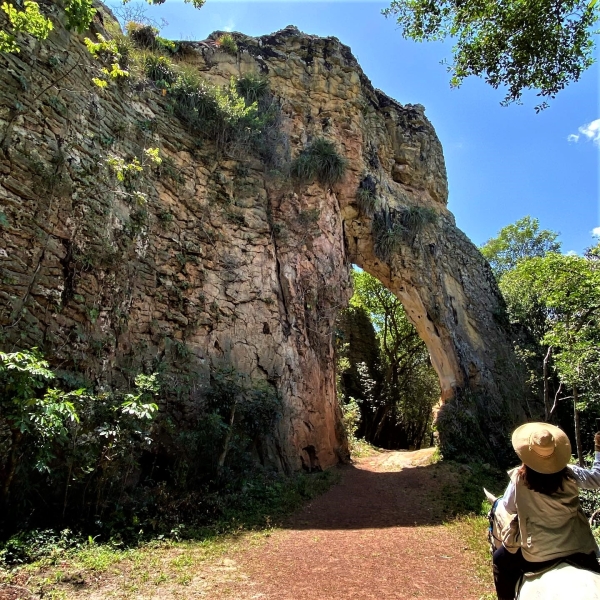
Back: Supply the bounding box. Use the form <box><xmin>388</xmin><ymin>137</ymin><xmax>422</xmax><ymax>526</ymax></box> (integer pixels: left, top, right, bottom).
<box><xmin>480</xmin><ymin>216</ymin><xmax>561</xmax><ymax>277</ymax></box>
<box><xmin>383</xmin><ymin>0</ymin><xmax>599</xmax><ymax>109</ymax></box>
<box><xmin>337</xmin><ymin>270</ymin><xmax>439</xmax><ymax>450</ymax></box>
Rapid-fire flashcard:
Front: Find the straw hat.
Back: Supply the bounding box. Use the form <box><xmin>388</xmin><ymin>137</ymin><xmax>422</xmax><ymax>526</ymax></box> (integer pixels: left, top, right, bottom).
<box><xmin>511</xmin><ymin>422</ymin><xmax>572</xmax><ymax>474</ymax></box>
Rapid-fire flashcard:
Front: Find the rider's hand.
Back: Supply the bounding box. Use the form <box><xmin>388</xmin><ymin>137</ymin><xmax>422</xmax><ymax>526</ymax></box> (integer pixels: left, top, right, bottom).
<box><xmin>595</xmin><ymin>432</ymin><xmax>600</xmax><ymax>451</ymax></box>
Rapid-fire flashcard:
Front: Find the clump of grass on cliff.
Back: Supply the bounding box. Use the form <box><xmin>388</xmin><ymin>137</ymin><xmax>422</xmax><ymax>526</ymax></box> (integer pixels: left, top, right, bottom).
<box><xmin>356</xmin><ymin>175</ymin><xmax>379</xmax><ymax>217</ymax></box>
<box><xmin>291</xmin><ymin>138</ymin><xmax>347</xmax><ymax>187</ymax></box>
<box><xmin>216</xmin><ymin>33</ymin><xmax>238</xmax><ymax>55</ymax></box>
<box><xmin>237</xmin><ymin>73</ymin><xmax>269</xmax><ymax>104</ymax></box>
<box><xmin>373</xmin><ymin>211</ymin><xmax>406</xmax><ymax>261</ymax></box>
<box><xmin>372</xmin><ymin>205</ymin><xmax>438</xmax><ymax>260</ymax></box>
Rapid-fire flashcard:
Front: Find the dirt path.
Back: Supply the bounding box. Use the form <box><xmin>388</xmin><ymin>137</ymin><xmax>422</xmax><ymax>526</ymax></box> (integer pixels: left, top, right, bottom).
<box><xmin>4</xmin><ymin>449</ymin><xmax>492</xmax><ymax>600</ymax></box>
<box><xmin>218</xmin><ymin>448</ymin><xmax>489</xmax><ymax>600</ymax></box>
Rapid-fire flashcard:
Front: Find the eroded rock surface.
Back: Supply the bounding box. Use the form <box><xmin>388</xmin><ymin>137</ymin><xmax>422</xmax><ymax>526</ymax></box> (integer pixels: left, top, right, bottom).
<box><xmin>0</xmin><ymin>9</ymin><xmax>524</xmax><ymax>469</ymax></box>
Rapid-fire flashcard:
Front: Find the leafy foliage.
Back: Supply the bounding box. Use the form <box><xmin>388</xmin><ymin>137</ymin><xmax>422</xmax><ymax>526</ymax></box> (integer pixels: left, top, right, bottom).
<box><xmin>217</xmin><ymin>33</ymin><xmax>238</xmax><ymax>55</ymax></box>
<box><xmin>0</xmin><ymin>0</ymin><xmax>53</xmax><ymax>53</ymax></box>
<box><xmin>64</xmin><ymin>0</ymin><xmax>96</xmax><ymax>34</ymax></box>
<box><xmin>1</xmin><ymin>0</ymin><xmax>203</xmax><ymax>54</ymax></box>
<box><xmin>291</xmin><ymin>138</ymin><xmax>347</xmax><ymax>188</ymax></box>
<box><xmin>0</xmin><ymin>349</ymin><xmax>159</xmax><ymax>532</ymax></box>
<box><xmin>383</xmin><ymin>0</ymin><xmax>599</xmax><ymax>110</ymax></box>
<box><xmin>337</xmin><ymin>270</ymin><xmax>440</xmax><ymax>450</ymax></box>
<box><xmin>481</xmin><ymin>215</ymin><xmax>561</xmax><ymax>277</ymax></box>
<box><xmin>484</xmin><ymin>217</ymin><xmax>600</xmax><ymax>466</ymax></box>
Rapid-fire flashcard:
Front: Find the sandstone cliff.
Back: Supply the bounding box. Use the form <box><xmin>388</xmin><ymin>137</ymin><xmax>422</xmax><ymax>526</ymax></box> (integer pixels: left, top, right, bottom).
<box><xmin>0</xmin><ymin>4</ymin><xmax>526</xmax><ymax>470</ymax></box>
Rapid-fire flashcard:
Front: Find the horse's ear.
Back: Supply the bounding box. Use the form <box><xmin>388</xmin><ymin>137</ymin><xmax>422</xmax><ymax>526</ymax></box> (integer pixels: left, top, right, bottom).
<box><xmin>483</xmin><ymin>487</ymin><xmax>497</xmax><ymax>503</ymax></box>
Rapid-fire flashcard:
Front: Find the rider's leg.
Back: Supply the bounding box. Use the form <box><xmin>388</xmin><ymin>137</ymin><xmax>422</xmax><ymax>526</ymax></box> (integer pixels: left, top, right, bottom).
<box><xmin>565</xmin><ymin>552</ymin><xmax>600</xmax><ymax>574</ymax></box>
<box><xmin>493</xmin><ymin>546</ymin><xmax>527</xmax><ymax>600</ymax></box>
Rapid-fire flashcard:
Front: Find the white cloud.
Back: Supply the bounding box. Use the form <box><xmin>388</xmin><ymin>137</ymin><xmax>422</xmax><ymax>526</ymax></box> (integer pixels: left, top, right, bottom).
<box><xmin>222</xmin><ymin>19</ymin><xmax>235</xmax><ymax>32</ymax></box>
<box><xmin>593</xmin><ymin>226</ymin><xmax>600</xmax><ymax>237</ymax></box>
<box><xmin>569</xmin><ymin>119</ymin><xmax>600</xmax><ymax>145</ymax></box>
<box><xmin>566</xmin><ymin>250</ymin><xmax>578</xmax><ymax>256</ymax></box>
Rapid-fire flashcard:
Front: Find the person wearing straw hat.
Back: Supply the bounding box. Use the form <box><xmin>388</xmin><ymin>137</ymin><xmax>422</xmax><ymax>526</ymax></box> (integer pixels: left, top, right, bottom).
<box><xmin>493</xmin><ymin>422</ymin><xmax>600</xmax><ymax>600</ymax></box>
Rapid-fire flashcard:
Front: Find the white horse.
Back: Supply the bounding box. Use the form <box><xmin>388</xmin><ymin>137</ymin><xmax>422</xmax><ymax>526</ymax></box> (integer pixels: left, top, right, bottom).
<box><xmin>484</xmin><ymin>488</ymin><xmax>600</xmax><ymax>599</ymax></box>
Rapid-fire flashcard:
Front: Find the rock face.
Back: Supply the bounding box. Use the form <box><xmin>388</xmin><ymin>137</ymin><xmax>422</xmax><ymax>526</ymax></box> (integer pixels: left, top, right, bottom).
<box><xmin>0</xmin><ymin>8</ymin><xmax>525</xmax><ymax>470</ymax></box>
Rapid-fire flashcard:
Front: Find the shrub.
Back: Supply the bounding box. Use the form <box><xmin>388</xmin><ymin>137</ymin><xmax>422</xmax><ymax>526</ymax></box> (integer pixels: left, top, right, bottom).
<box><xmin>0</xmin><ymin>349</ymin><xmax>159</xmax><ymax>531</ymax></box>
<box><xmin>171</xmin><ymin>73</ymin><xmax>261</xmax><ymax>145</ymax></box>
<box><xmin>291</xmin><ymin>138</ymin><xmax>347</xmax><ymax>187</ymax></box>
<box><xmin>217</xmin><ymin>33</ymin><xmax>238</xmax><ymax>55</ymax></box>
<box><xmin>126</xmin><ymin>21</ymin><xmax>157</xmax><ymax>49</ymax></box>
<box><xmin>144</xmin><ymin>54</ymin><xmax>177</xmax><ymax>86</ymax></box>
<box><xmin>236</xmin><ymin>74</ymin><xmax>269</xmax><ymax>104</ymax></box>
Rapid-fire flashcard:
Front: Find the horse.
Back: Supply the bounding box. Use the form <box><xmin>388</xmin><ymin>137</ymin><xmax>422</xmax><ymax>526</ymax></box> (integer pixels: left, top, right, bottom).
<box><xmin>484</xmin><ymin>488</ymin><xmax>600</xmax><ymax>599</ymax></box>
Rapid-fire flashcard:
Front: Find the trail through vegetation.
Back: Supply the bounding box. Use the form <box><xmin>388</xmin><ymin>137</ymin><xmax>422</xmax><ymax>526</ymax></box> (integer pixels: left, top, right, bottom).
<box><xmin>1</xmin><ymin>449</ymin><xmax>497</xmax><ymax>599</ymax></box>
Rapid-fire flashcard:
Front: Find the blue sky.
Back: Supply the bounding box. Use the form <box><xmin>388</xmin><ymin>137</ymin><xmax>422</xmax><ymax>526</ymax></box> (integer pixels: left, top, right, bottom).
<box><xmin>114</xmin><ymin>1</ymin><xmax>600</xmax><ymax>254</ymax></box>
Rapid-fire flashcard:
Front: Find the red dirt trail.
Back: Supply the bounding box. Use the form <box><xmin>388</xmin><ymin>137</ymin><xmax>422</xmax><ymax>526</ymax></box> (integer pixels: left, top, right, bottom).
<box><xmin>223</xmin><ymin>449</ymin><xmax>488</xmax><ymax>600</ymax></box>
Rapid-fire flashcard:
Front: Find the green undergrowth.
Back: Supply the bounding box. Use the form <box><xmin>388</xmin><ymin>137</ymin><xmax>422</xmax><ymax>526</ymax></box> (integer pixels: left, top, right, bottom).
<box><xmin>0</xmin><ymin>468</ymin><xmax>340</xmax><ymax>573</ymax></box>
<box><xmin>438</xmin><ymin>461</ymin><xmax>505</xmax><ymax>598</ymax></box>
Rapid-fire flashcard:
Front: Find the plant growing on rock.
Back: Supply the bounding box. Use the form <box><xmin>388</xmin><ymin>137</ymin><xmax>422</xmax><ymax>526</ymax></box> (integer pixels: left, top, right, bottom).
<box><xmin>290</xmin><ymin>138</ymin><xmax>347</xmax><ymax>188</ymax></box>
<box><xmin>396</xmin><ymin>205</ymin><xmax>437</xmax><ymax>235</ymax></box>
<box><xmin>373</xmin><ymin>205</ymin><xmax>437</xmax><ymax>260</ymax></box>
<box><xmin>356</xmin><ymin>175</ymin><xmax>379</xmax><ymax>217</ymax></box>
<box><xmin>236</xmin><ymin>74</ymin><xmax>269</xmax><ymax>104</ymax></box>
<box><xmin>144</xmin><ymin>54</ymin><xmax>177</xmax><ymax>88</ymax></box>
<box><xmin>372</xmin><ymin>211</ymin><xmax>406</xmax><ymax>261</ymax></box>
<box><xmin>216</xmin><ymin>33</ymin><xmax>238</xmax><ymax>55</ymax></box>
<box><xmin>0</xmin><ymin>0</ymin><xmax>53</xmax><ymax>53</ymax></box>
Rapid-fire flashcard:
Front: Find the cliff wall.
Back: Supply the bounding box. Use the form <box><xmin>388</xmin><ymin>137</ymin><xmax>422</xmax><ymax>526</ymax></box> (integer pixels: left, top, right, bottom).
<box><xmin>0</xmin><ymin>5</ymin><xmax>525</xmax><ymax>469</ymax></box>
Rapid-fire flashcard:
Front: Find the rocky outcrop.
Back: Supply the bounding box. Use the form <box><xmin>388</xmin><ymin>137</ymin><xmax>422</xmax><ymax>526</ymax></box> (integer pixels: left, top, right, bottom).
<box><xmin>0</xmin><ymin>6</ymin><xmax>526</xmax><ymax>470</ymax></box>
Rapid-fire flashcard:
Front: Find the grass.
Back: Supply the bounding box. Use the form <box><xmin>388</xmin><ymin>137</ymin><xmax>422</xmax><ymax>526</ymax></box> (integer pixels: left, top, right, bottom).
<box><xmin>372</xmin><ymin>205</ymin><xmax>438</xmax><ymax>260</ymax></box>
<box><xmin>217</xmin><ymin>34</ymin><xmax>238</xmax><ymax>55</ymax></box>
<box><xmin>0</xmin><ymin>469</ymin><xmax>340</xmax><ymax>598</ymax></box>
<box><xmin>436</xmin><ymin>460</ymin><xmax>506</xmax><ymax>600</ymax></box>
<box><xmin>372</xmin><ymin>211</ymin><xmax>406</xmax><ymax>261</ymax></box>
<box><xmin>356</xmin><ymin>187</ymin><xmax>379</xmax><ymax>217</ymax></box>
<box><xmin>349</xmin><ymin>438</ymin><xmax>381</xmax><ymax>458</ymax></box>
<box><xmin>291</xmin><ymin>138</ymin><xmax>347</xmax><ymax>188</ymax></box>
<box><xmin>236</xmin><ymin>74</ymin><xmax>269</xmax><ymax>104</ymax></box>
<box><xmin>356</xmin><ymin>175</ymin><xmax>379</xmax><ymax>217</ymax></box>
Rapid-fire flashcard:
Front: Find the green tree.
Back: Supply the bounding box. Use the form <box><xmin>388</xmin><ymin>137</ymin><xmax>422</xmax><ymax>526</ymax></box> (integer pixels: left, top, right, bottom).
<box><xmin>0</xmin><ymin>349</ymin><xmax>81</xmax><ymax>503</ymax></box>
<box><xmin>343</xmin><ymin>270</ymin><xmax>440</xmax><ymax>449</ymax></box>
<box><xmin>480</xmin><ymin>216</ymin><xmax>561</xmax><ymax>277</ymax></box>
<box><xmin>501</xmin><ymin>253</ymin><xmax>600</xmax><ymax>465</ymax></box>
<box><xmin>382</xmin><ymin>0</ymin><xmax>599</xmax><ymax>109</ymax></box>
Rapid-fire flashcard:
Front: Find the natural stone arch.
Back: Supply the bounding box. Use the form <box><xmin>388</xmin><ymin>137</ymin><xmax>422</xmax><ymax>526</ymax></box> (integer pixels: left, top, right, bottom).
<box><xmin>0</xmin><ymin>15</ymin><xmax>529</xmax><ymax>479</ymax></box>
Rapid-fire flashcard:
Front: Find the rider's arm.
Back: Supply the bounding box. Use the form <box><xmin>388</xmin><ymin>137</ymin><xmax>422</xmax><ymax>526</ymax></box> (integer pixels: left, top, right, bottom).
<box><xmin>570</xmin><ymin>434</ymin><xmax>600</xmax><ymax>489</ymax></box>
<box><xmin>570</xmin><ymin>451</ymin><xmax>600</xmax><ymax>489</ymax></box>
<box><xmin>499</xmin><ymin>479</ymin><xmax>517</xmax><ymax>514</ymax></box>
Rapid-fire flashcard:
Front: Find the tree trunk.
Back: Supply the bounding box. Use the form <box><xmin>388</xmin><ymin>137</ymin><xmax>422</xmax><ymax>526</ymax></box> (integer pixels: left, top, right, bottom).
<box><xmin>1</xmin><ymin>430</ymin><xmax>22</xmax><ymax>505</ymax></box>
<box><xmin>543</xmin><ymin>346</ymin><xmax>552</xmax><ymax>421</ymax></box>
<box><xmin>217</xmin><ymin>400</ymin><xmax>237</xmax><ymax>473</ymax></box>
<box><xmin>574</xmin><ymin>386</ymin><xmax>584</xmax><ymax>467</ymax></box>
